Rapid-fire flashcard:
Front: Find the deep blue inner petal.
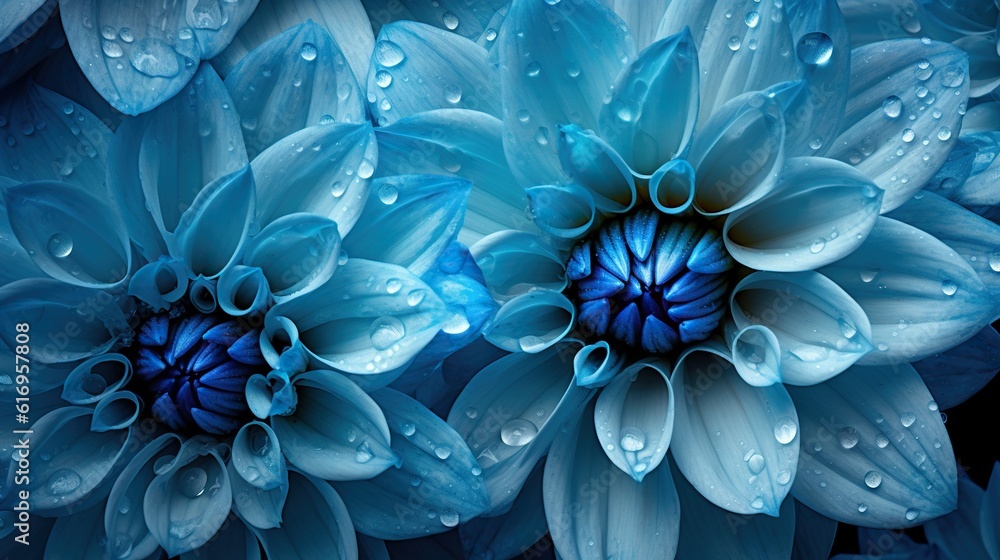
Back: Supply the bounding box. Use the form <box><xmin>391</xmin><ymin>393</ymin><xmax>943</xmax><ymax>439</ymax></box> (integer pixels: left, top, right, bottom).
<box><xmin>567</xmin><ymin>208</ymin><xmax>735</xmax><ymax>354</ymax></box>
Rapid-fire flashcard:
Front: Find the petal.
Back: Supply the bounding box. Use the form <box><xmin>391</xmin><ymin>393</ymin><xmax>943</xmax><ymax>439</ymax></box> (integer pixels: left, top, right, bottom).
<box><xmin>525</xmin><ymin>183</ymin><xmax>597</xmax><ymax>239</ymax></box>
<box><xmin>460</xmin><ymin>456</ymin><xmax>547</xmax><ymax>560</ymax></box>
<box><xmin>727</xmin><ymin>324</ymin><xmax>783</xmax><ymax>387</ymax></box>
<box><xmin>573</xmin><ymin>340</ymin><xmax>624</xmax><ymax>389</ymax></box>
<box><xmin>911</xmin><ymin>325</ymin><xmax>1000</xmax><ymax>410</ymax></box>
<box><xmin>189</xmin><ymin>275</ymin><xmax>218</xmax><ymax>313</ymax></box>
<box><xmin>498</xmin><ymin>0</ymin><xmax>635</xmax><ymax>185</ymax></box>
<box><xmin>128</xmin><ymin>258</ymin><xmax>189</xmax><ymax>311</ymax></box>
<box><xmin>655</xmin><ymin>0</ymin><xmax>797</xmax><ymax>121</ymax></box>
<box><xmin>62</xmin><ymin>353</ymin><xmax>133</xmax><ymax>405</ymax></box>
<box><xmin>367</xmin><ymin>21</ymin><xmax>500</xmax><ymax>125</ymax></box>
<box><xmin>343</xmin><ymin>175</ymin><xmax>470</xmax><ymax>276</ymax></box>
<box><xmin>33</xmin><ymin>43</ymin><xmax>124</xmax><ymax>130</ymax></box>
<box><xmin>362</xmin><ymin>0</ymin><xmax>508</xmax><ymax>42</ymax></box>
<box><xmin>173</xmin><ymin>165</ymin><xmax>256</xmax><ymax>278</ymax></box>
<box><xmin>792</xmin><ymin>499</ymin><xmax>839</xmax><ymax>560</ymax></box>
<box><xmin>730</xmin><ymin>271</ymin><xmax>874</xmax><ymax>386</ymax></box>
<box><xmin>826</xmin><ymin>39</ymin><xmax>969</xmax><ymax>212</ymax></box>
<box><xmin>232</xmin><ymin>421</ymin><xmax>286</xmax><ymax>491</ymax></box>
<box><xmin>983</xmin><ymin>463</ymin><xmax>1000</xmax><ymax>560</ymax></box>
<box><xmin>331</xmin><ymin>388</ymin><xmax>490</xmax><ymax>539</ymax></box>
<box><xmin>216</xmin><ymin>265</ymin><xmax>273</xmax><ymax>317</ymax></box>
<box><xmin>0</xmin><ymin>81</ymin><xmax>112</xmax><ymax>197</ymax></box>
<box><xmin>224</xmin><ymin>21</ymin><xmax>365</xmax><ymax>160</ymax></box>
<box><xmin>0</xmin><ymin>0</ymin><xmax>51</xmax><ymax>51</ymax></box>
<box><xmin>924</xmin><ymin>131</ymin><xmax>1000</xmax><ymax>209</ymax></box>
<box><xmin>264</xmin><ymin>259</ymin><xmax>447</xmax><ymax>375</ymax></box>
<box><xmin>0</xmin><ymin>12</ymin><xmax>62</xmax><ymax>92</ymax></box>
<box><xmin>45</xmin><ymin>502</ymin><xmax>109</xmax><ymax>559</ymax></box>
<box><xmin>955</xmin><ymin>32</ymin><xmax>1000</xmax><ymax>98</ymax></box>
<box><xmin>243</xmin><ymin>213</ymin><xmax>341</xmax><ymax>300</ymax></box>
<box><xmin>788</xmin><ymin>363</ymin><xmax>958</xmax><ymax>528</ymax></box>
<box><xmin>91</xmin><ymin>391</ymin><xmax>141</xmax><ymax>432</ymax></box>
<box><xmin>180</xmin><ymin>515</ymin><xmax>261</xmax><ymax>560</ymax></box>
<box><xmin>924</xmin><ymin>476</ymin><xmax>990</xmax><ymax>560</ymax></box>
<box><xmin>601</xmin><ymin>0</ymin><xmax>671</xmax><ymax>55</ymax></box>
<box><xmin>594</xmin><ymin>358</ymin><xmax>674</xmax><ymax>482</ymax></box>
<box><xmin>143</xmin><ymin>440</ymin><xmax>232</xmax><ymax>557</ymax></box>
<box><xmin>229</xmin><ymin>455</ymin><xmax>287</xmax><ymax>530</ymax></box>
<box><xmin>446</xmin><ymin>341</ymin><xmax>593</xmax><ymax>513</ymax></box>
<box><xmin>251</xmin><ymin>122</ymin><xmax>376</xmax><ymax>234</ymax></box>
<box><xmin>213</xmin><ymin>0</ymin><xmax>373</xmax><ymax>88</ymax></box>
<box><xmin>470</xmin><ymin>230</ymin><xmax>567</xmax><ymax>303</ymax></box>
<box><xmin>108</xmin><ymin>63</ymin><xmax>248</xmax><ymax>259</ymax></box>
<box><xmin>673</xmin><ymin>457</ymin><xmax>796</xmax><ymax>559</ymax></box>
<box><xmin>250</xmin><ymin>470</ymin><xmax>358</xmax><ymax>560</ymax></box>
<box><xmin>271</xmin><ymin>370</ymin><xmax>397</xmax><ymax>481</ymax></box>
<box><xmin>649</xmin><ymin>158</ymin><xmax>696</xmax><ymax>215</ymax></box>
<box><xmin>963</xmin><ymin>102</ymin><xmax>1000</xmax><ymax>133</ymax></box>
<box><xmin>819</xmin><ymin>216</ymin><xmax>994</xmax><ymax>364</ymax></box>
<box><xmin>544</xmin><ymin>400</ymin><xmax>680</xmax><ymax>560</ymax></box>
<box><xmin>688</xmin><ymin>91</ymin><xmax>785</xmax><ymax>217</ymax></box>
<box><xmin>2</xmin><ymin>180</ymin><xmax>130</xmax><ymax>288</ymax></box>
<box><xmin>483</xmin><ymin>290</ymin><xmax>575</xmax><ymax>353</ymax></box>
<box><xmin>557</xmin><ymin>125</ymin><xmax>637</xmax><ymax>213</ymax></box>
<box><xmin>724</xmin><ymin>157</ymin><xmax>884</xmax><ymax>272</ymax></box>
<box><xmin>372</xmin><ymin>109</ymin><xmax>531</xmax><ymax>245</ymax></box>
<box><xmin>671</xmin><ymin>343</ymin><xmax>799</xmax><ymax>515</ymax></box>
<box><xmin>105</xmin><ymin>434</ymin><xmax>184</xmax><ymax>560</ymax></box>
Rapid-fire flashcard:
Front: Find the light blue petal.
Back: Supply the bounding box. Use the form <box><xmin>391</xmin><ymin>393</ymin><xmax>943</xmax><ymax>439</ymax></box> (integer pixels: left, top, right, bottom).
<box><xmin>245</xmin><ymin>369</ymin><xmax>298</xmax><ymax>419</ymax></box>
<box><xmin>62</xmin><ymin>353</ymin><xmax>132</xmax><ymax>405</ymax></box>
<box><xmin>271</xmin><ymin>370</ymin><xmax>396</xmax><ymax>481</ymax></box>
<box><xmin>128</xmin><ymin>257</ymin><xmax>189</xmax><ymax>311</ymax></box>
<box><xmin>826</xmin><ymin>39</ymin><xmax>969</xmax><ymax>212</ymax></box>
<box><xmin>214</xmin><ymin>0</ymin><xmax>372</xmax><ymax>88</ymax></box>
<box><xmin>446</xmin><ymin>341</ymin><xmax>593</xmax><ymax>514</ymax></box>
<box><xmin>924</xmin><ymin>476</ymin><xmax>990</xmax><ymax>559</ymax></box>
<box><xmin>0</xmin><ymin>0</ymin><xmax>51</xmax><ymax>52</ymax></box>
<box><xmin>573</xmin><ymin>340</ymin><xmax>624</xmax><ymax>389</ymax></box>
<box><xmin>250</xmin><ymin>470</ymin><xmax>358</xmax><ymax>560</ymax></box>
<box><xmin>184</xmin><ymin>0</ymin><xmax>259</xmax><ymax>58</ymax></box>
<box><xmin>104</xmin><ymin>434</ymin><xmax>184</xmax><ymax>560</ymax></box>
<box><xmin>91</xmin><ymin>391</ymin><xmax>140</xmax><ymax>432</ymax></box>
<box><xmin>672</xmin><ymin>455</ymin><xmax>796</xmax><ymax>559</ymax></box>
<box><xmin>498</xmin><ymin>0</ymin><xmax>635</xmax><ymax>186</ymax></box>
<box><xmin>108</xmin><ymin>63</ymin><xmax>248</xmax><ymax>260</ymax></box>
<box><xmin>362</xmin><ymin>0</ymin><xmax>508</xmax><ymax>41</ymax></box>
<box><xmin>888</xmin><ymin>191</ymin><xmax>1000</xmax><ymax>306</ymax></box>
<box><xmin>344</xmin><ymin>175</ymin><xmax>470</xmax><ymax>276</ymax></box>
<box><xmin>0</xmin><ymin>279</ymin><xmax>130</xmax><ymax>364</ymax></box>
<box><xmin>232</xmin><ymin>421</ymin><xmax>286</xmax><ymax>491</ymax></box>
<box><xmin>225</xmin><ymin>21</ymin><xmax>364</xmax><ymax>160</ymax></box>
<box><xmin>6</xmin><ymin>406</ymin><xmax>132</xmax><ymax>514</ymax></box>
<box><xmin>557</xmin><ymin>125</ymin><xmax>637</xmax><ymax>213</ymax></box>
<box><xmin>243</xmin><ymin>213</ymin><xmax>341</xmax><ymax>300</ymax></box>
<box><xmin>955</xmin><ymin>32</ymin><xmax>1000</xmax><ymax>98</ymax></box>
<box><xmin>819</xmin><ymin>216</ymin><xmax>994</xmax><ymax>364</ymax></box>
<box><xmin>594</xmin><ymin>358</ymin><xmax>674</xmax><ymax>482</ymax></box>
<box><xmin>2</xmin><ymin>180</ymin><xmax>130</xmax><ymax>288</ymax></box>
<box><xmin>469</xmin><ymin>230</ymin><xmax>567</xmax><ymax>303</ymax></box>
<box><xmin>180</xmin><ymin>515</ymin><xmax>261</xmax><ymax>560</ymax></box>
<box><xmin>331</xmin><ymin>388</ymin><xmax>490</xmax><ymax>539</ymax></box>
<box><xmin>730</xmin><ymin>271</ymin><xmax>873</xmax><ymax>385</ymax></box>
<box><xmin>143</xmin><ymin>439</ymin><xmax>232</xmax><ymax>557</ymax></box>
<box><xmin>229</xmin><ymin>451</ymin><xmax>287</xmax><ymax>530</ymax></box>
<box><xmin>373</xmin><ymin>109</ymin><xmax>533</xmax><ymax>244</ymax></box>
<box><xmin>911</xmin><ymin>325</ymin><xmax>1000</xmax><ymax>410</ymax></box>
<box><xmin>655</xmin><ymin>0</ymin><xmax>796</xmax><ymax>122</ymax></box>
<box><xmin>963</xmin><ymin>101</ymin><xmax>1000</xmax><ymax>133</ymax></box>
<box><xmin>44</xmin><ymin>503</ymin><xmax>108</xmax><ymax>559</ymax></box>
<box><xmin>726</xmin><ymin>324</ymin><xmax>783</xmax><ymax>387</ymax></box>
<box><xmin>983</xmin><ymin>463</ymin><xmax>1000</xmax><ymax>560</ymax></box>
<box><xmin>792</xmin><ymin>500</ymin><xmax>839</xmax><ymax>560</ymax></box>
<box><xmin>367</xmin><ymin>21</ymin><xmax>500</xmax><ymax>125</ymax></box>
<box><xmin>459</xmin><ymin>457</ymin><xmax>547</xmax><ymax>560</ymax></box>
<box><xmin>189</xmin><ymin>275</ymin><xmax>218</xmax><ymax>313</ymax></box>
<box><xmin>688</xmin><ymin>91</ymin><xmax>785</xmax><ymax>217</ymax></box>
<box><xmin>649</xmin><ymin>158</ymin><xmax>696</xmax><ymax>214</ymax></box>
<box><xmin>0</xmin><ymin>81</ymin><xmax>112</xmax><ymax>196</ymax></box>
<box><xmin>216</xmin><ymin>265</ymin><xmax>272</xmax><ymax>317</ymax></box>
<box><xmin>251</xmin><ymin>122</ymin><xmax>376</xmax><ymax>234</ymax></box>
<box><xmin>173</xmin><ymin>165</ymin><xmax>256</xmax><ymax>278</ymax></box>
<box><xmin>671</xmin><ymin>342</ymin><xmax>799</xmax><ymax>515</ymax></box>
<box><xmin>788</xmin><ymin>363</ymin><xmax>958</xmax><ymax>527</ymax></box>
<box><xmin>544</xmin><ymin>400</ymin><xmax>680</xmax><ymax>560</ymax></box>
<box><xmin>483</xmin><ymin>290</ymin><xmax>575</xmax><ymax>353</ymax></box>
<box><xmin>837</xmin><ymin>0</ymin><xmax>973</xmax><ymax>45</ymax></box>
<box><xmin>924</xmin><ymin>131</ymin><xmax>1000</xmax><ymax>209</ymax></box>
<box><xmin>724</xmin><ymin>157</ymin><xmax>883</xmax><ymax>272</ymax></box>
<box><xmin>264</xmin><ymin>259</ymin><xmax>446</xmax><ymax>375</ymax></box>
<box><xmin>601</xmin><ymin>0</ymin><xmax>670</xmax><ymax>51</ymax></box>
<box><xmin>525</xmin><ymin>183</ymin><xmax>597</xmax><ymax>239</ymax></box>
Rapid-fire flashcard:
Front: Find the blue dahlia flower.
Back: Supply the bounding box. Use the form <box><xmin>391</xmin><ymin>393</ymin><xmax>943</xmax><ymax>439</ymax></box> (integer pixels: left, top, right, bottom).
<box><xmin>348</xmin><ymin>0</ymin><xmax>1000</xmax><ymax>558</ymax></box>
<box><xmin>0</xmin><ymin>3</ymin><xmax>499</xmax><ymax>559</ymax></box>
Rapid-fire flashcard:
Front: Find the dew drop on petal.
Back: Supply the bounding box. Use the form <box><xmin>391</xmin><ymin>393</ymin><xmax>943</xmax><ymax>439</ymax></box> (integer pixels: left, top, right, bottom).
<box><xmin>369</xmin><ymin>316</ymin><xmax>406</xmax><ymax>350</ymax></box>
<box><xmin>500</xmin><ymin>418</ymin><xmax>538</xmax><ymax>447</ymax></box>
<box><xmin>941</xmin><ymin>280</ymin><xmax>957</xmax><ymax>296</ymax></box>
<box><xmin>440</xmin><ymin>509</ymin><xmax>460</xmax><ymax>527</ymax></box>
<box><xmin>177</xmin><ymin>467</ymin><xmax>207</xmax><ymax>498</ymax></box>
<box><xmin>882</xmin><ymin>96</ymin><xmax>903</xmax><ymax>118</ymax></box>
<box><xmin>796</xmin><ymin>32</ymin><xmax>833</xmax><ymax>65</ymax></box>
<box><xmin>773</xmin><ymin>416</ymin><xmax>797</xmax><ymax>444</ymax></box>
<box><xmin>865</xmin><ymin>470</ymin><xmax>882</xmax><ymax>488</ymax></box>
<box><xmin>900</xmin><ymin>412</ymin><xmax>916</xmax><ymax>427</ymax></box>
<box><xmin>300</xmin><ymin>43</ymin><xmax>318</xmax><ymax>61</ymax></box>
<box><xmin>905</xmin><ymin>508</ymin><xmax>919</xmax><ymax>521</ymax></box>
<box><xmin>620</xmin><ymin>427</ymin><xmax>646</xmax><ymax>451</ymax></box>
<box><xmin>374</xmin><ymin>41</ymin><xmax>405</xmax><ymax>67</ymax></box>
<box><xmin>47</xmin><ymin>232</ymin><xmax>73</xmax><ymax>258</ymax></box>
<box><xmin>838</xmin><ymin>426</ymin><xmax>859</xmax><ymax>449</ymax></box>
<box><xmin>47</xmin><ymin>469</ymin><xmax>82</xmax><ymax>496</ymax></box>
<box><xmin>875</xmin><ymin>433</ymin><xmax>890</xmax><ymax>448</ymax></box>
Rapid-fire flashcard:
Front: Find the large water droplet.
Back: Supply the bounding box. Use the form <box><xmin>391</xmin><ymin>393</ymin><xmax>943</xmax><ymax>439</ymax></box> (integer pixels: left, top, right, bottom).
<box><xmin>102</xmin><ymin>40</ymin><xmax>124</xmax><ymax>58</ymax></box>
<box><xmin>48</xmin><ymin>468</ymin><xmax>82</xmax><ymax>495</ymax></box>
<box><xmin>130</xmin><ymin>38</ymin><xmax>180</xmax><ymax>78</ymax></box>
<box><xmin>525</xmin><ymin>62</ymin><xmax>541</xmax><ymax>77</ymax></box>
<box><xmin>355</xmin><ymin>441</ymin><xmax>374</xmax><ymax>463</ymax></box>
<box><xmin>47</xmin><ymin>232</ymin><xmax>73</xmax><ymax>258</ymax></box>
<box><xmin>440</xmin><ymin>509</ymin><xmax>460</xmax><ymax>527</ymax></box>
<box><xmin>875</xmin><ymin>433</ymin><xmax>890</xmax><ymax>448</ymax></box>
<box><xmin>882</xmin><ymin>95</ymin><xmax>903</xmax><ymax>118</ymax></box>
<box><xmin>745</xmin><ymin>11</ymin><xmax>760</xmax><ymax>27</ymax></box>
<box><xmin>941</xmin><ymin>280</ymin><xmax>957</xmax><ymax>296</ymax></box>
<box><xmin>444</xmin><ymin>84</ymin><xmax>462</xmax><ymax>104</ymax></box>
<box><xmin>434</xmin><ymin>446</ymin><xmax>452</xmax><ymax>460</ymax></box>
<box><xmin>900</xmin><ymin>412</ymin><xmax>916</xmax><ymax>427</ymax></box>
<box><xmin>378</xmin><ymin>182</ymin><xmax>399</xmax><ymax>205</ymax></box>
<box><xmin>939</xmin><ymin>65</ymin><xmax>964</xmax><ymax>88</ymax></box>
<box><xmin>865</xmin><ymin>470</ymin><xmax>882</xmax><ymax>489</ymax></box>
<box><xmin>905</xmin><ymin>508</ymin><xmax>919</xmax><ymax>521</ymax></box>
<box><xmin>620</xmin><ymin>427</ymin><xmax>646</xmax><ymax>452</ymax></box>
<box><xmin>402</xmin><ymin>422</ymin><xmax>416</xmax><ymax>437</ymax></box>
<box><xmin>747</xmin><ymin>454</ymin><xmax>765</xmax><ymax>474</ymax></box>
<box><xmin>369</xmin><ymin>316</ymin><xmax>406</xmax><ymax>350</ymax></box>
<box><xmin>178</xmin><ymin>467</ymin><xmax>208</xmax><ymax>498</ymax></box>
<box><xmin>374</xmin><ymin>40</ymin><xmax>405</xmax><ymax>67</ymax></box>
<box><xmin>300</xmin><ymin>42</ymin><xmax>318</xmax><ymax>61</ymax></box>
<box><xmin>838</xmin><ymin>426</ymin><xmax>860</xmax><ymax>449</ymax></box>
<box><xmin>500</xmin><ymin>418</ymin><xmax>538</xmax><ymax>447</ymax></box>
<box><xmin>796</xmin><ymin>32</ymin><xmax>833</xmax><ymax>65</ymax></box>
<box><xmin>937</xmin><ymin>127</ymin><xmax>952</xmax><ymax>141</ymax></box>
<box><xmin>375</xmin><ymin>70</ymin><xmax>392</xmax><ymax>88</ymax></box>
<box><xmin>773</xmin><ymin>416</ymin><xmax>797</xmax><ymax>444</ymax></box>
<box><xmin>442</xmin><ymin>11</ymin><xmax>459</xmax><ymax>30</ymax></box>
<box><xmin>727</xmin><ymin>35</ymin><xmax>742</xmax><ymax>51</ymax></box>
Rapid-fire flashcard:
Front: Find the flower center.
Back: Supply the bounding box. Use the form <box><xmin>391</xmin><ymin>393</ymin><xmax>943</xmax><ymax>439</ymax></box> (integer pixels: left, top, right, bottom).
<box><xmin>128</xmin><ymin>310</ymin><xmax>266</xmax><ymax>435</ymax></box>
<box><xmin>565</xmin><ymin>208</ymin><xmax>735</xmax><ymax>354</ymax></box>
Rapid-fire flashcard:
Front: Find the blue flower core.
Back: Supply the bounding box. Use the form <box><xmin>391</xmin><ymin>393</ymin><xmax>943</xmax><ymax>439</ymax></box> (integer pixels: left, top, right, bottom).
<box><xmin>566</xmin><ymin>208</ymin><xmax>735</xmax><ymax>354</ymax></box>
<box><xmin>129</xmin><ymin>310</ymin><xmax>267</xmax><ymax>435</ymax></box>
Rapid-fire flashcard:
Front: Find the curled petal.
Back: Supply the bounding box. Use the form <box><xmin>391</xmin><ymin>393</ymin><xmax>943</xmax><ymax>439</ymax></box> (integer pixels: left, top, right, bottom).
<box><xmin>483</xmin><ymin>290</ymin><xmax>575</xmax><ymax>353</ymax></box>
<box><xmin>671</xmin><ymin>343</ymin><xmax>799</xmax><ymax>515</ymax></box>
<box><xmin>727</xmin><ymin>324</ymin><xmax>783</xmax><ymax>387</ymax></box>
<box><xmin>730</xmin><ymin>271</ymin><xmax>874</xmax><ymax>385</ymax></box>
<box><xmin>788</xmin><ymin>363</ymin><xmax>957</xmax><ymax>528</ymax></box>
<box><xmin>243</xmin><ymin>213</ymin><xmax>341</xmax><ymax>300</ymax></box>
<box><xmin>232</xmin><ymin>421</ymin><xmax>286</xmax><ymax>491</ymax></box>
<box><xmin>91</xmin><ymin>391</ymin><xmax>141</xmax><ymax>432</ymax></box>
<box><xmin>470</xmin><ymin>231</ymin><xmax>567</xmax><ymax>303</ymax></box>
<box><xmin>573</xmin><ymin>340</ymin><xmax>623</xmax><ymax>389</ymax></box>
<box><xmin>188</xmin><ymin>275</ymin><xmax>218</xmax><ymax>314</ymax></box>
<box><xmin>649</xmin><ymin>158</ymin><xmax>696</xmax><ymax>215</ymax></box>
<box><xmin>525</xmin><ymin>184</ymin><xmax>597</xmax><ymax>239</ymax></box>
<box><xmin>216</xmin><ymin>265</ymin><xmax>272</xmax><ymax>318</ymax></box>
<box><xmin>594</xmin><ymin>358</ymin><xmax>674</xmax><ymax>482</ymax></box>
<box><xmin>557</xmin><ymin>125</ymin><xmax>637</xmax><ymax>213</ymax></box>
<box><xmin>128</xmin><ymin>258</ymin><xmax>189</xmax><ymax>312</ymax></box>
<box><xmin>62</xmin><ymin>353</ymin><xmax>132</xmax><ymax>405</ymax></box>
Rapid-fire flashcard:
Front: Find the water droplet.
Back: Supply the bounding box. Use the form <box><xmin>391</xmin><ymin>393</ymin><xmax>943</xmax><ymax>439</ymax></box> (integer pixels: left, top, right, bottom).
<box><xmin>369</xmin><ymin>316</ymin><xmax>406</xmax><ymax>350</ymax></box>
<box><xmin>402</xmin><ymin>422</ymin><xmax>416</xmax><ymax>436</ymax></box>
<box><xmin>178</xmin><ymin>467</ymin><xmax>207</xmax><ymax>498</ymax></box>
<box><xmin>178</xmin><ymin>27</ymin><xmax>193</xmax><ymax>40</ymax></box>
<box><xmin>809</xmin><ymin>137</ymin><xmax>823</xmax><ymax>150</ymax></box>
<box><xmin>406</xmin><ymin>289</ymin><xmax>426</xmax><ymax>306</ymax></box>
<box><xmin>838</xmin><ymin>426</ymin><xmax>860</xmax><ymax>449</ymax></box>
<box><xmin>939</xmin><ymin>65</ymin><xmax>964</xmax><ymax>87</ymax></box>
<box><xmin>377</xmin><ymin>182</ymin><xmax>399</xmax><ymax>205</ymax></box>
<box><xmin>941</xmin><ymin>280</ymin><xmax>957</xmax><ymax>296</ymax></box>
<box><xmin>500</xmin><ymin>418</ymin><xmax>538</xmax><ymax>447</ymax></box>
<box><xmin>444</xmin><ymin>84</ymin><xmax>462</xmax><ymax>104</ymax></box>
<box><xmin>434</xmin><ymin>446</ymin><xmax>452</xmax><ymax>460</ymax></box>
<box><xmin>374</xmin><ymin>40</ymin><xmax>405</xmax><ymax>67</ymax></box>
<box><xmin>620</xmin><ymin>427</ymin><xmax>646</xmax><ymax>452</ymax></box>
<box><xmin>375</xmin><ymin>70</ymin><xmax>392</xmax><ymax>88</ymax></box>
<box><xmin>776</xmin><ymin>469</ymin><xmax>791</xmax><ymax>485</ymax></box>
<box><xmin>300</xmin><ymin>43</ymin><xmax>318</xmax><ymax>61</ymax></box>
<box><xmin>410</xmin><ymin>476</ymin><xmax>421</xmax><ymax>486</ymax></box>
<box><xmin>745</xmin><ymin>11</ymin><xmax>760</xmax><ymax>27</ymax></box>
<box><xmin>900</xmin><ymin>412</ymin><xmax>916</xmax><ymax>427</ymax></box>
<box><xmin>860</xmin><ymin>269</ymin><xmax>879</xmax><ymax>283</ymax></box>
<box><xmin>905</xmin><ymin>508</ymin><xmax>919</xmax><ymax>521</ymax></box>
<box><xmin>153</xmin><ymin>455</ymin><xmax>175</xmax><ymax>474</ymax></box>
<box><xmin>471</xmin><ymin>465</ymin><xmax>482</xmax><ymax>476</ymax></box>
<box><xmin>810</xmin><ymin>239</ymin><xmax>826</xmax><ymax>253</ymax></box>
<box><xmin>47</xmin><ymin>468</ymin><xmax>82</xmax><ymax>496</ymax></box>
<box><xmin>901</xmin><ymin>128</ymin><xmax>915</xmax><ymax>142</ymax></box>
<box><xmin>927</xmin><ymin>400</ymin><xmax>938</xmax><ymax>412</ymax></box>
<box><xmin>358</xmin><ymin>159</ymin><xmax>375</xmax><ymax>179</ymax></box>
<box><xmin>101</xmin><ymin>25</ymin><xmax>117</xmax><ymax>40</ymax></box>
<box><xmin>727</xmin><ymin>35</ymin><xmax>742</xmax><ymax>51</ymax></box>
<box><xmin>355</xmin><ymin>441</ymin><xmax>374</xmax><ymax>463</ymax></box>
<box><xmin>442</xmin><ymin>11</ymin><xmax>459</xmax><ymax>30</ymax></box>
<box><xmin>484</xmin><ymin>28</ymin><xmax>497</xmax><ymax>41</ymax></box>
<box><xmin>464</xmin><ymin>407</ymin><xmax>478</xmax><ymax>419</ymax></box>
<box><xmin>858</xmin><ymin>503</ymin><xmax>868</xmax><ymax>513</ymax></box>
<box><xmin>386</xmin><ymin>278</ymin><xmax>403</xmax><ymax>294</ymax></box>
<box><xmin>129</xmin><ymin>38</ymin><xmax>180</xmax><ymax>78</ymax></box>
<box><xmin>773</xmin><ymin>417</ymin><xmax>797</xmax><ymax>444</ymax></box>
<box><xmin>118</xmin><ymin>497</ymin><xmax>131</xmax><ymax>514</ymax></box>
<box><xmin>47</xmin><ymin>232</ymin><xmax>73</xmax><ymax>258</ymax></box>
<box><xmin>796</xmin><ymin>32</ymin><xmax>833</xmax><ymax>65</ymax></box>
<box><xmin>875</xmin><ymin>433</ymin><xmax>889</xmax><ymax>448</ymax></box>
<box><xmin>748</xmin><ymin>454</ymin><xmax>765</xmax><ymax>474</ymax></box>
<box><xmin>882</xmin><ymin>96</ymin><xmax>903</xmax><ymax>118</ymax></box>
<box><xmin>751</xmin><ymin>497</ymin><xmax>764</xmax><ymax>509</ymax></box>
<box><xmin>838</xmin><ymin>319</ymin><xmax>858</xmax><ymax>339</ymax></box>
<box><xmin>440</xmin><ymin>509</ymin><xmax>460</xmax><ymax>527</ymax></box>
<box><xmin>525</xmin><ymin>62</ymin><xmax>541</xmax><ymax>77</ymax></box>
<box><xmin>937</xmin><ymin>127</ymin><xmax>952</xmax><ymax>141</ymax></box>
